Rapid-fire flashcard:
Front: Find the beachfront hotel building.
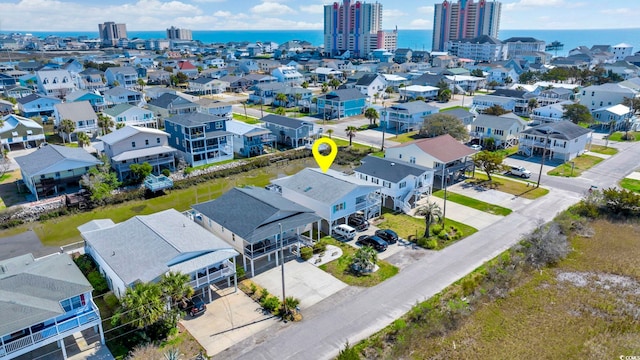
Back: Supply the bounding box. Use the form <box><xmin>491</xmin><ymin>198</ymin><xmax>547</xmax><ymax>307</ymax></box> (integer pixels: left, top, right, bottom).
<box><xmin>432</xmin><ymin>0</ymin><xmax>502</xmax><ymax>52</ymax></box>
<box><xmin>98</xmin><ymin>21</ymin><xmax>128</xmax><ymax>47</ymax></box>
<box><xmin>323</xmin><ymin>0</ymin><xmax>398</xmax><ymax>58</ymax></box>
<box><xmin>166</xmin><ymin>26</ymin><xmax>193</xmax><ymax>41</ymax></box>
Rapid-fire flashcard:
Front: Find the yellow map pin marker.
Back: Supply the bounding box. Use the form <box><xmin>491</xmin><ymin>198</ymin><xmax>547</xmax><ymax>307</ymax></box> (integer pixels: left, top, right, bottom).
<box><xmin>312</xmin><ymin>138</ymin><xmax>338</xmax><ymax>173</ymax></box>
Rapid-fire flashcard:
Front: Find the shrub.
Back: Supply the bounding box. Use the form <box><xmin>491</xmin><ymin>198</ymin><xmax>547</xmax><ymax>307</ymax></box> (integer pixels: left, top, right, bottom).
<box><xmin>0</xmin><ymin>219</ymin><xmax>23</xmax><ymax>229</ymax></box>
<box><xmin>437</xmin><ymin>229</ymin><xmax>449</xmax><ymax>240</ymax></box>
<box><xmin>259</xmin><ymin>288</ymin><xmax>270</xmax><ymax>302</ymax></box>
<box><xmin>300</xmin><ymin>247</ymin><xmax>313</xmax><ymax>260</ymax></box>
<box><xmin>87</xmin><ymin>271</ymin><xmax>109</xmax><ymax>294</ymax></box>
<box><xmin>261</xmin><ymin>296</ymin><xmax>280</xmax><ymax>313</ymax></box>
<box><xmin>73</xmin><ymin>254</ymin><xmax>97</xmax><ymax>275</ymax></box>
<box><xmin>104</xmin><ymin>292</ymin><xmax>120</xmax><ymax>309</ymax></box>
<box><xmin>337</xmin><ymin>340</ymin><xmax>360</xmax><ymax>360</ymax></box>
<box><xmin>250</xmin><ymin>283</ymin><xmax>258</xmax><ymax>295</ymax></box>
<box><xmin>426</xmin><ymin>239</ymin><xmax>439</xmax><ymax>250</ymax></box>
<box><xmin>236</xmin><ymin>265</ymin><xmax>246</xmax><ymax>280</ymax></box>
<box><xmin>312</xmin><ymin>241</ymin><xmax>327</xmax><ymax>254</ymax></box>
<box><xmin>430</xmin><ymin>224</ymin><xmax>443</xmax><ymax>236</ymax></box>
<box><xmin>161</xmin><ymin>168</ymin><xmax>171</xmax><ymax>177</ymax></box>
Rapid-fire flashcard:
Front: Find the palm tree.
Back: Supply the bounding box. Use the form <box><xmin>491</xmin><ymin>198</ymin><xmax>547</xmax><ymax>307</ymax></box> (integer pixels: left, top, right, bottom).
<box><xmin>364</xmin><ymin>107</ymin><xmax>379</xmax><ymax>126</ymax></box>
<box><xmin>120</xmin><ymin>282</ymin><xmax>165</xmax><ymax>329</ymax></box>
<box><xmin>116</xmin><ymin>122</ymin><xmax>126</xmax><ymax>130</ymax></box>
<box><xmin>275</xmin><ymin>107</ymin><xmax>286</xmax><ymax>115</ymax></box>
<box><xmin>293</xmin><ymin>92</ymin><xmax>302</xmax><ymax>109</ymax></box>
<box><xmin>59</xmin><ymin>118</ymin><xmax>75</xmax><ymax>144</ymax></box>
<box><xmin>326</xmin><ymin>129</ymin><xmax>334</xmax><ymax>139</ymax></box>
<box><xmin>97</xmin><ymin>113</ymin><xmax>114</xmax><ymax>135</ymax></box>
<box><xmin>329</xmin><ymin>78</ymin><xmax>341</xmax><ymax>90</ymax></box>
<box><xmin>321</xmin><ymin>82</ymin><xmax>329</xmax><ymax>93</ymax></box>
<box><xmin>345</xmin><ymin>126</ymin><xmax>357</xmax><ymax>146</ymax></box>
<box><xmin>275</xmin><ymin>93</ymin><xmax>288</xmax><ymax>107</ymax></box>
<box><xmin>159</xmin><ymin>271</ymin><xmax>194</xmax><ymax>307</ymax></box>
<box><xmin>137</xmin><ymin>78</ymin><xmax>146</xmax><ymax>92</ymax></box>
<box><xmin>310</xmin><ymin>74</ymin><xmax>318</xmax><ymax>86</ymax></box>
<box><xmin>76</xmin><ymin>131</ymin><xmax>90</xmax><ymax>147</ymax></box>
<box><xmin>351</xmin><ymin>246</ymin><xmax>377</xmax><ymax>274</ymax></box>
<box><xmin>415</xmin><ymin>202</ymin><xmax>443</xmax><ymax>238</ymax></box>
<box><xmin>527</xmin><ymin>98</ymin><xmax>538</xmax><ymax>114</ymax></box>
<box><xmin>373</xmin><ymin>92</ymin><xmax>380</xmax><ymax>104</ymax></box>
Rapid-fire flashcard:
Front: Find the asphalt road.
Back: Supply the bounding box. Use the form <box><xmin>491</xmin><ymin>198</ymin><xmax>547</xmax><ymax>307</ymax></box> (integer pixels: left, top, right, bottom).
<box><xmin>218</xmin><ymin>139</ymin><xmax>640</xmax><ymax>360</ymax></box>
<box><xmin>0</xmin><ymin>229</ymin><xmax>59</xmax><ymax>261</ymax></box>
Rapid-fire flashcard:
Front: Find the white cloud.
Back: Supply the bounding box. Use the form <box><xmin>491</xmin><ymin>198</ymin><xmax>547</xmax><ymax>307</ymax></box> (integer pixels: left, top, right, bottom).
<box><xmin>407</xmin><ymin>19</ymin><xmax>431</xmax><ymax>29</ymax></box>
<box><xmin>299</xmin><ymin>4</ymin><xmax>324</xmax><ymax>14</ymax></box>
<box><xmin>249</xmin><ymin>2</ymin><xmax>296</xmax><ymax>14</ymax></box>
<box><xmin>383</xmin><ymin>9</ymin><xmax>407</xmax><ymax>18</ymax></box>
<box><xmin>191</xmin><ymin>0</ymin><xmax>226</xmax><ymax>3</ymax></box>
<box><xmin>417</xmin><ymin>6</ymin><xmax>434</xmax><ymax>15</ymax></box>
<box><xmin>213</xmin><ymin>10</ymin><xmax>232</xmax><ymax>17</ymax></box>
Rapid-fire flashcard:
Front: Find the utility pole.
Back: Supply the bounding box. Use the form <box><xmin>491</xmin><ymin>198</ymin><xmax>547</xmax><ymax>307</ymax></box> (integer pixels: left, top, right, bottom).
<box><xmin>279</xmin><ymin>223</ymin><xmax>287</xmax><ymax>321</ymax></box>
<box><xmin>536</xmin><ymin>131</ymin><xmax>550</xmax><ymax>188</ymax></box>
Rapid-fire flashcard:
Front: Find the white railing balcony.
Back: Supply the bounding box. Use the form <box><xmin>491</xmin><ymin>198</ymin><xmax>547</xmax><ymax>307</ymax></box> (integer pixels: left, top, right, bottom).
<box><xmin>530</xmin><ymin>114</ymin><xmax>564</xmax><ymax>123</ymax></box>
<box><xmin>189</xmin><ymin>259</ymin><xmax>235</xmax><ymax>289</ymax></box>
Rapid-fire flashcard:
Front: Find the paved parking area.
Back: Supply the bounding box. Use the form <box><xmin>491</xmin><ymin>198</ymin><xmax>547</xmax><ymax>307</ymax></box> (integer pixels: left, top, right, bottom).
<box><xmin>180</xmin><ymin>286</ymin><xmax>279</xmax><ymax>358</ymax></box>
<box><xmin>503</xmin><ymin>155</ymin><xmax>558</xmax><ymax>175</ymax></box>
<box><xmin>252</xmin><ymin>259</ymin><xmax>348</xmax><ymax>309</ymax></box>
<box><xmin>451</xmin><ymin>182</ymin><xmax>534</xmax><ymax>211</ymax></box>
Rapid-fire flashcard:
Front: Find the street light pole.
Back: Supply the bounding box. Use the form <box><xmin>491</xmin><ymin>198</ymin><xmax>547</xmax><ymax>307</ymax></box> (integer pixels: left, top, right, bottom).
<box><xmin>279</xmin><ymin>223</ymin><xmax>287</xmax><ymax>320</ymax></box>
<box><xmin>536</xmin><ymin>131</ymin><xmax>550</xmax><ymax>188</ymax></box>
<box><xmin>381</xmin><ymin>103</ymin><xmax>386</xmax><ymax>151</ymax></box>
<box><xmin>442</xmin><ymin>167</ymin><xmax>448</xmax><ymax>223</ymax></box>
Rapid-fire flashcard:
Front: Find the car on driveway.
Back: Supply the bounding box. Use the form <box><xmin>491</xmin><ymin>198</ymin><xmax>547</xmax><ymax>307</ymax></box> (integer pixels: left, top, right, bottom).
<box><xmin>348</xmin><ymin>214</ymin><xmax>369</xmax><ymax>231</ymax></box>
<box><xmin>183</xmin><ymin>295</ymin><xmax>207</xmax><ymax>317</ymax></box>
<box><xmin>470</xmin><ymin>144</ymin><xmax>482</xmax><ymax>151</ymax></box>
<box><xmin>375</xmin><ymin>229</ymin><xmax>398</xmax><ymax>244</ymax></box>
<box><xmin>356</xmin><ymin>235</ymin><xmax>388</xmax><ymax>252</ymax></box>
<box><xmin>507</xmin><ymin>166</ymin><xmax>531</xmax><ymax>178</ymax></box>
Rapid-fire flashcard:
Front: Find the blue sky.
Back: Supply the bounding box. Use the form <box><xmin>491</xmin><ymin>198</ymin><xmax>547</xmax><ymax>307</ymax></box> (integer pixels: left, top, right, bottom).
<box><xmin>0</xmin><ymin>0</ymin><xmax>638</xmax><ymax>32</ymax></box>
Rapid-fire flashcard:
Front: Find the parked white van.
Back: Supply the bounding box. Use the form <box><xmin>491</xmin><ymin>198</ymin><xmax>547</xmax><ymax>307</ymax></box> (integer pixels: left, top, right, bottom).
<box><xmin>332</xmin><ymin>224</ymin><xmax>357</xmax><ymax>240</ymax></box>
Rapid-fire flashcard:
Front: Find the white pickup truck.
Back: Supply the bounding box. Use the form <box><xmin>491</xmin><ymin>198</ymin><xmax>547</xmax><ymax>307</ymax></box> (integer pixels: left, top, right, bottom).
<box><xmin>507</xmin><ymin>166</ymin><xmax>532</xmax><ymax>178</ymax></box>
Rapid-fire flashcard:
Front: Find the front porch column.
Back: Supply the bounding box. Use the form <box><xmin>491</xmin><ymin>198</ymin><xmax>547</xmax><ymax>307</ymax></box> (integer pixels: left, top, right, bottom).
<box><xmin>59</xmin><ymin>338</ymin><xmax>67</xmax><ymax>359</ymax></box>
<box><xmin>242</xmin><ymin>255</ymin><xmax>247</xmax><ymax>272</ymax></box>
<box><xmin>233</xmin><ymin>257</ymin><xmax>238</xmax><ymax>292</ymax></box>
<box><xmin>317</xmin><ymin>220</ymin><xmax>321</xmax><ymax>241</ymax></box>
<box><xmin>251</xmin><ymin>258</ymin><xmax>255</xmax><ymax>277</ymax></box>
<box><xmin>98</xmin><ymin>321</ymin><xmax>105</xmax><ymax>344</ymax></box>
<box><xmin>208</xmin><ymin>284</ymin><xmax>212</xmax><ymax>301</ymax></box>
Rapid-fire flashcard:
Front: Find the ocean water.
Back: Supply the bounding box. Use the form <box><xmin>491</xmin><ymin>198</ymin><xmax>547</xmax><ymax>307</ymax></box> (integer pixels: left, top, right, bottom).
<box><xmin>10</xmin><ymin>28</ymin><xmax>640</xmax><ymax>57</ymax></box>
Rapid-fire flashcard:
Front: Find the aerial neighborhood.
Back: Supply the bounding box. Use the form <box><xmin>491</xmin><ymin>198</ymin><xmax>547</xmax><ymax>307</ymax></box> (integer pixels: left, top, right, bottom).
<box><xmin>1</xmin><ymin>1</ymin><xmax>639</xmax><ymax>359</ymax></box>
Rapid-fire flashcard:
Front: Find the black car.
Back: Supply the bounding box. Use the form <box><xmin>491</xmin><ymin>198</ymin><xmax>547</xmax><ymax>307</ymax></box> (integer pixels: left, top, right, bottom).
<box><xmin>356</xmin><ymin>235</ymin><xmax>388</xmax><ymax>252</ymax></box>
<box><xmin>189</xmin><ymin>296</ymin><xmax>207</xmax><ymax>317</ymax></box>
<box><xmin>375</xmin><ymin>229</ymin><xmax>398</xmax><ymax>244</ymax></box>
<box><xmin>348</xmin><ymin>215</ymin><xmax>369</xmax><ymax>231</ymax></box>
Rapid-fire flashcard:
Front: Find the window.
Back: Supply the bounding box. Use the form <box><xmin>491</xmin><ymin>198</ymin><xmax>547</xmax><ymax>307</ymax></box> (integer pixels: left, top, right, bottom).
<box><xmin>215</xmin><ymin>121</ymin><xmax>223</xmax><ymax>129</ymax></box>
<box><xmin>131</xmin><ymin>141</ymin><xmax>136</xmax><ymax>148</ymax></box>
<box><xmin>409</xmin><ymin>156</ymin><xmax>416</xmax><ymax>164</ymax></box>
<box><xmin>371</xmin><ymin>178</ymin><xmax>379</xmax><ymax>184</ymax></box>
<box><xmin>399</xmin><ymin>154</ymin><xmax>403</xmax><ymax>159</ymax></box>
<box><xmin>383</xmin><ymin>181</ymin><xmax>391</xmax><ymax>188</ymax></box>
<box><xmin>157</xmin><ymin>137</ymin><xmax>161</xmax><ymax>144</ymax></box>
<box><xmin>333</xmin><ymin>202</ymin><xmax>345</xmax><ymax>213</ymax></box>
<box><xmin>232</xmin><ymin>234</ymin><xmax>236</xmax><ymax>242</ymax></box>
<box><xmin>399</xmin><ymin>181</ymin><xmax>407</xmax><ymax>189</ymax></box>
<box><xmin>494</xmin><ymin>129</ymin><xmax>504</xmax><ymax>136</ymax></box>
<box><xmin>145</xmin><ymin>139</ymin><xmax>149</xmax><ymax>146</ymax></box>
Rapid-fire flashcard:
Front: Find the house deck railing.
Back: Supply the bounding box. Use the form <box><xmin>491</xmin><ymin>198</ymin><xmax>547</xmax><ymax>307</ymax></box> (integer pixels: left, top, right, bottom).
<box><xmin>189</xmin><ymin>259</ymin><xmax>235</xmax><ymax>289</ymax></box>
<box><xmin>0</xmin><ymin>305</ymin><xmax>100</xmax><ymax>358</ymax></box>
<box><xmin>244</xmin><ymin>235</ymin><xmax>310</xmax><ymax>259</ymax></box>
<box><xmin>144</xmin><ymin>174</ymin><xmax>174</xmax><ymax>192</ymax></box>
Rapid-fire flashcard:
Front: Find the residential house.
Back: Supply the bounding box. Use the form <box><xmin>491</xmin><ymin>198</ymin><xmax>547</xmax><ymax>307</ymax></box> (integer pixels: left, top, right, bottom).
<box><xmin>248</xmin><ymin>82</ymin><xmax>287</xmax><ymax>105</ymax></box>
<box><xmin>14</xmin><ymin>144</ymin><xmax>101</xmax><ymax>199</ymax></box>
<box><xmin>35</xmin><ymin>69</ymin><xmax>75</xmax><ymax>99</ymax></box>
<box><xmin>312</xmin><ymin>67</ymin><xmax>344</xmax><ymax>83</ymax></box>
<box><xmin>190</xmin><ymin>186</ymin><xmax>321</xmax><ymax>277</ymax></box>
<box><xmin>0</xmin><ymin>73</ymin><xmax>16</xmax><ymax>89</ymax></box>
<box><xmin>354</xmin><ymin>155</ymin><xmax>433</xmax><ymax>213</ymax></box>
<box><xmin>146</xmin><ymin>93</ymin><xmax>198</xmax><ymax>127</ymax></box>
<box><xmin>238</xmin><ymin>59</ymin><xmax>260</xmax><ymax>74</ymax></box>
<box><xmin>612</xmin><ymin>43</ymin><xmax>634</xmax><ymax>61</ymax></box>
<box><xmin>98</xmin><ymin>125</ymin><xmax>176</xmax><ymax>181</ymax></box>
<box><xmin>601</xmin><ymin>61</ymin><xmax>640</xmax><ymax>80</ymax></box>
<box><xmin>354</xmin><ymin>73</ymin><xmax>387</xmax><ymax>100</ymax></box>
<box><xmin>440</xmin><ymin>107</ymin><xmax>476</xmax><ymax>126</ymax></box>
<box><xmin>188</xmin><ymin>77</ymin><xmax>228</xmax><ymax>95</ymax></box>
<box><xmin>398</xmin><ymin>85</ymin><xmax>439</xmax><ymax>102</ymax></box>
<box><xmin>102</xmin><ymin>103</ymin><xmax>157</xmax><ymax>128</ymax></box>
<box><xmin>242</xmin><ymin>74</ymin><xmax>278</xmax><ymax>86</ymax></box>
<box><xmin>103</xmin><ymin>87</ymin><xmax>143</xmax><ymax>107</ymax></box>
<box><xmin>226</xmin><ymin>120</ymin><xmax>276</xmax><ymax>157</ymax></box>
<box><xmin>219</xmin><ymin>75</ymin><xmax>251</xmax><ymax>92</ymax></box>
<box><xmin>394</xmin><ymin>48</ymin><xmax>413</xmax><ymax>64</ymax></box>
<box><xmin>79</xmin><ymin>208</ymin><xmax>239</xmax><ymax>299</ymax></box>
<box><xmin>536</xmin><ymin>88</ymin><xmax>574</xmax><ymax>107</ymax></box>
<box><xmin>147</xmin><ymin>69</ymin><xmax>172</xmax><ymax>85</ymax></box>
<box><xmin>0</xmin><ymin>114</ymin><xmax>45</xmax><ymax>151</ymax></box>
<box><xmin>316</xmin><ymin>88</ymin><xmax>367</xmax><ymax>120</ymax></box>
<box><xmin>271</xmin><ymin>66</ymin><xmax>304</xmax><ymax>86</ymax></box>
<box><xmin>470</xmin><ymin>113</ymin><xmax>527</xmax><ymax>148</ymax></box>
<box><xmin>518</xmin><ymin>121</ymin><xmax>592</xmax><ymax>161</ymax></box>
<box><xmin>530</xmin><ymin>100</ymin><xmax>573</xmax><ymax>124</ymax></box>
<box><xmin>196</xmin><ymin>98</ymin><xmax>233</xmax><ymax>119</ymax></box>
<box><xmin>260</xmin><ymin>114</ymin><xmax>317</xmax><ymax>148</ymax></box>
<box><xmin>164</xmin><ymin>112</ymin><xmax>233</xmax><ymax>167</ymax></box>
<box><xmin>445</xmin><ymin>75</ymin><xmax>485</xmax><ymax>94</ymax></box>
<box><xmin>104</xmin><ymin>66</ymin><xmax>139</xmax><ymax>89</ymax></box>
<box><xmin>381</xmin><ymin>101</ymin><xmax>439</xmax><ymax>133</ymax></box>
<box><xmin>176</xmin><ymin>60</ymin><xmax>199</xmax><ymax>78</ymax></box>
<box><xmin>271</xmin><ymin>168</ymin><xmax>382</xmax><ymax>234</ymax></box>
<box><xmin>385</xmin><ymin>134</ymin><xmax>476</xmax><ymax>189</ymax></box>
<box><xmin>0</xmin><ymin>253</ymin><xmax>104</xmax><ymax>360</ymax></box>
<box><xmin>65</xmin><ymin>90</ymin><xmax>105</xmax><ymax>112</ymax></box>
<box><xmin>77</xmin><ymin>68</ymin><xmax>107</xmax><ymax>92</ymax></box>
<box><xmin>0</xmin><ymin>99</ymin><xmax>12</xmax><ymax>115</ymax></box>
<box><xmin>381</xmin><ymin>74</ymin><xmax>409</xmax><ymax>91</ymax></box>
<box><xmin>483</xmin><ymin>65</ymin><xmax>519</xmax><ymax>85</ymax></box>
<box><xmin>472</xmin><ymin>94</ymin><xmax>517</xmax><ymax>114</ymax></box>
<box><xmin>579</xmin><ymin>83</ymin><xmax>637</xmax><ymax>112</ymax></box>
<box><xmin>16</xmin><ymin>93</ymin><xmax>61</xmax><ymax>118</ymax></box>
<box><xmin>4</xmin><ymin>85</ymin><xmax>33</xmax><ymax>99</ymax></box>
<box><xmin>592</xmin><ymin>104</ymin><xmax>633</xmax><ymax>129</ymax></box>
<box><xmin>490</xmin><ymin>89</ymin><xmax>534</xmax><ymax>116</ymax></box>
<box><xmin>53</xmin><ymin>101</ymin><xmax>99</xmax><ymax>137</ymax></box>
<box><xmin>447</xmin><ymin>35</ymin><xmax>506</xmax><ymax>63</ymax></box>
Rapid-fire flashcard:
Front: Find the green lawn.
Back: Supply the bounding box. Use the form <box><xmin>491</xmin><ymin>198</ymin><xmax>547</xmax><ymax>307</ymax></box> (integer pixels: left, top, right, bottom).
<box><xmin>318</xmin><ymin>237</ymin><xmax>398</xmax><ymax>287</ymax></box>
<box><xmin>391</xmin><ymin>131</ymin><xmax>420</xmax><ymax>143</ymax></box>
<box><xmin>467</xmin><ymin>173</ymin><xmax>549</xmax><ymax>200</ymax></box>
<box><xmin>432</xmin><ymin>190</ymin><xmax>512</xmax><ymax>216</ymax></box>
<box><xmin>588</xmin><ymin>145</ymin><xmax>618</xmax><ymax>155</ymax></box>
<box><xmin>440</xmin><ymin>106</ymin><xmax>470</xmax><ymax>112</ymax></box>
<box><xmin>607</xmin><ymin>131</ymin><xmax>640</xmax><ymax>141</ymax></box>
<box><xmin>492</xmin><ymin>146</ymin><xmax>519</xmax><ymax>157</ymax></box>
<box><xmin>6</xmin><ymin>157</ymin><xmax>322</xmax><ymax>246</ymax></box>
<box><xmin>324</xmin><ymin>136</ymin><xmax>377</xmax><ymax>152</ymax></box>
<box><xmin>547</xmin><ymin>155</ymin><xmax>603</xmax><ymax>177</ymax></box>
<box><xmin>232</xmin><ymin>113</ymin><xmax>261</xmax><ymax>124</ymax></box>
<box><xmin>376</xmin><ymin>210</ymin><xmax>477</xmax><ymax>244</ymax></box>
<box><xmin>620</xmin><ymin>178</ymin><xmax>640</xmax><ymax>193</ymax></box>
<box><xmin>185</xmin><ymin>158</ymin><xmax>242</xmax><ymax>173</ymax></box>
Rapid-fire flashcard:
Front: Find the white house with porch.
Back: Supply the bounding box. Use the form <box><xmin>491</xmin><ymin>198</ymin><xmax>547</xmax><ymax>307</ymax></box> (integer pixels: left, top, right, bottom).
<box><xmin>0</xmin><ymin>253</ymin><xmax>104</xmax><ymax>360</ymax></box>
<box><xmin>381</xmin><ymin>101</ymin><xmax>439</xmax><ymax>133</ymax></box>
<box><xmin>354</xmin><ymin>155</ymin><xmax>434</xmax><ymax>213</ymax></box>
<box><xmin>271</xmin><ymin>168</ymin><xmax>382</xmax><ymax>235</ymax></box>
<box><xmin>518</xmin><ymin>121</ymin><xmax>593</xmax><ymax>161</ymax></box>
<box><xmin>190</xmin><ymin>186</ymin><xmax>321</xmax><ymax>277</ymax></box>
<box><xmin>470</xmin><ymin>113</ymin><xmax>527</xmax><ymax>148</ymax></box>
<box><xmin>79</xmin><ymin>209</ymin><xmax>239</xmax><ymax>300</ymax></box>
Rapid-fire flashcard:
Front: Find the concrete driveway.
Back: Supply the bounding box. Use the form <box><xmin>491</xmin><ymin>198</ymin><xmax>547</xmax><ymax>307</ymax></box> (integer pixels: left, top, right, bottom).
<box><xmin>451</xmin><ymin>181</ymin><xmax>534</xmax><ymax>212</ymax></box>
<box><xmin>180</xmin><ymin>286</ymin><xmax>279</xmax><ymax>358</ymax></box>
<box><xmin>412</xmin><ymin>192</ymin><xmax>504</xmax><ymax>231</ymax></box>
<box><xmin>252</xmin><ymin>259</ymin><xmax>348</xmax><ymax>309</ymax></box>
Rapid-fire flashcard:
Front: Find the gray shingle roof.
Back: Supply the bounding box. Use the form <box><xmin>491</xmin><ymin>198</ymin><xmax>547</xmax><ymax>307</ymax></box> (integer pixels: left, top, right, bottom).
<box><xmin>354</xmin><ymin>155</ymin><xmax>431</xmax><ymax>183</ymax></box>
<box><xmin>147</xmin><ymin>93</ymin><xmax>196</xmax><ymax>109</ymax></box>
<box><xmin>164</xmin><ymin>112</ymin><xmax>220</xmax><ymax>127</ymax></box>
<box><xmin>80</xmin><ymin>209</ymin><xmax>237</xmax><ymax>285</ymax></box>
<box><xmin>54</xmin><ymin>101</ymin><xmax>97</xmax><ymax>121</ymax></box>
<box><xmin>14</xmin><ymin>144</ymin><xmax>101</xmax><ymax>177</ymax></box>
<box><xmin>321</xmin><ymin>88</ymin><xmax>367</xmax><ymax>102</ymax></box>
<box><xmin>520</xmin><ymin>120</ymin><xmax>592</xmax><ymax>140</ymax></box>
<box><xmin>389</xmin><ymin>101</ymin><xmax>439</xmax><ymax>115</ymax></box>
<box><xmin>272</xmin><ymin>168</ymin><xmax>379</xmax><ymax>204</ymax></box>
<box><xmin>473</xmin><ymin>114</ymin><xmax>526</xmax><ymax>129</ymax></box>
<box><xmin>192</xmin><ymin>187</ymin><xmax>320</xmax><ymax>243</ymax></box>
<box><xmin>0</xmin><ymin>253</ymin><xmax>93</xmax><ymax>336</ymax></box>
<box><xmin>16</xmin><ymin>93</ymin><xmax>59</xmax><ymax>105</ymax></box>
<box><xmin>440</xmin><ymin>108</ymin><xmax>474</xmax><ymax>119</ymax></box>
<box><xmin>355</xmin><ymin>73</ymin><xmax>379</xmax><ymax>86</ymax></box>
<box><xmin>261</xmin><ymin>114</ymin><xmax>312</xmax><ymax>129</ymax></box>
